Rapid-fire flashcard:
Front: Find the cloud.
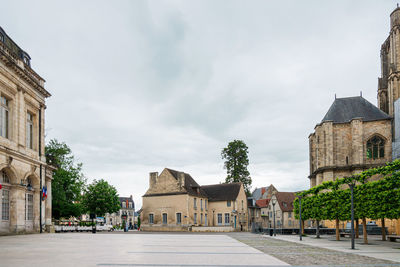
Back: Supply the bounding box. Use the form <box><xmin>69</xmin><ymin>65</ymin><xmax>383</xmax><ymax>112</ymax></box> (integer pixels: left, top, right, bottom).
<box><xmin>0</xmin><ymin>0</ymin><xmax>395</xmax><ymax>208</ymax></box>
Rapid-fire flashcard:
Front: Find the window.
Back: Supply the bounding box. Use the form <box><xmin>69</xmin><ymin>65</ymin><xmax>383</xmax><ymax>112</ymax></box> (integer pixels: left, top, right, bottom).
<box><xmin>2</xmin><ymin>189</ymin><xmax>9</xmax><ymax>220</ymax></box>
<box><xmin>288</xmin><ymin>212</ymin><xmax>292</xmax><ymax>218</ymax></box>
<box><xmin>128</xmin><ymin>202</ymin><xmax>132</xmax><ymax>209</ymax></box>
<box><xmin>217</xmin><ymin>213</ymin><xmax>222</xmax><ymax>225</ymax></box>
<box><xmin>224</xmin><ymin>213</ymin><xmax>230</xmax><ymax>225</ymax></box>
<box><xmin>283</xmin><ymin>202</ymin><xmax>287</xmax><ymax>208</ymax></box>
<box><xmin>288</xmin><ymin>220</ymin><xmax>292</xmax><ymax>226</ymax></box>
<box><xmin>26</xmin><ymin>194</ymin><xmax>33</xmax><ymax>220</ymax></box>
<box><xmin>0</xmin><ymin>33</ymin><xmax>4</xmax><ymax>43</ymax></box>
<box><xmin>176</xmin><ymin>213</ymin><xmax>181</xmax><ymax>224</ymax></box>
<box><xmin>122</xmin><ymin>202</ymin><xmax>126</xmax><ymax>208</ymax></box>
<box><xmin>227</xmin><ymin>200</ymin><xmax>231</xmax><ymax>207</ymax></box>
<box><xmin>269</xmin><ymin>211</ymin><xmax>272</xmax><ymax>217</ymax></box>
<box><xmin>194</xmin><ymin>198</ymin><xmax>197</xmax><ymax>209</ymax></box>
<box><xmin>162</xmin><ymin>213</ymin><xmax>167</xmax><ymax>224</ymax></box>
<box><xmin>0</xmin><ymin>96</ymin><xmax>9</xmax><ymax>139</ymax></box>
<box><xmin>205</xmin><ymin>214</ymin><xmax>208</xmax><ymax>226</ymax></box>
<box><xmin>1</xmin><ymin>170</ymin><xmax>9</xmax><ymax>183</ymax></box>
<box><xmin>149</xmin><ymin>214</ymin><xmax>154</xmax><ymax>224</ymax></box>
<box><xmin>367</xmin><ymin>136</ymin><xmax>385</xmax><ymax>159</ymax></box>
<box><xmin>200</xmin><ymin>213</ymin><xmax>203</xmax><ymax>224</ymax></box>
<box><xmin>194</xmin><ymin>213</ymin><xmax>197</xmax><ymax>224</ymax></box>
<box><xmin>241</xmin><ymin>200</ymin><xmax>243</xmax><ymax>210</ymax></box>
<box><xmin>200</xmin><ymin>199</ymin><xmax>203</xmax><ymax>210</ymax></box>
<box><xmin>26</xmin><ymin>113</ymin><xmax>33</xmax><ymax>149</ymax></box>
<box><xmin>205</xmin><ymin>200</ymin><xmax>207</xmax><ymax>210</ymax></box>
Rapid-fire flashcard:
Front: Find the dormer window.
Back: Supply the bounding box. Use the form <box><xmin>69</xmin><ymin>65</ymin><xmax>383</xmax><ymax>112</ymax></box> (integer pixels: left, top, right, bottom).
<box><xmin>23</xmin><ymin>56</ymin><xmax>30</xmax><ymax>66</ymax></box>
<box><xmin>0</xmin><ymin>33</ymin><xmax>4</xmax><ymax>43</ymax></box>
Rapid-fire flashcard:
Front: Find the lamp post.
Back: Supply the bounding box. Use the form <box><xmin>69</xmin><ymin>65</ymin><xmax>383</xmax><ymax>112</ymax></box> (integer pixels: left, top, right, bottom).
<box><xmin>298</xmin><ymin>195</ymin><xmax>303</xmax><ymax>241</ymax></box>
<box><xmin>349</xmin><ymin>182</ymin><xmax>355</xmax><ymax>250</ymax></box>
<box><xmin>272</xmin><ymin>199</ymin><xmax>276</xmax><ymax>236</ymax></box>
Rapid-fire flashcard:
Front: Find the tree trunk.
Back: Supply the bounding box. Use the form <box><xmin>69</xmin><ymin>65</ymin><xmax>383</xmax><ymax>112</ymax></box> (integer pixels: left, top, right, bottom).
<box><xmin>301</xmin><ymin>219</ymin><xmax>305</xmax><ymax>234</ymax></box>
<box><xmin>381</xmin><ymin>218</ymin><xmax>387</xmax><ymax>241</ymax></box>
<box><xmin>355</xmin><ymin>219</ymin><xmax>359</xmax><ymax>238</ymax></box>
<box><xmin>362</xmin><ymin>218</ymin><xmax>368</xmax><ymax>244</ymax></box>
<box><xmin>316</xmin><ymin>220</ymin><xmax>320</xmax><ymax>238</ymax></box>
<box><xmin>335</xmin><ymin>219</ymin><xmax>340</xmax><ymax>241</ymax></box>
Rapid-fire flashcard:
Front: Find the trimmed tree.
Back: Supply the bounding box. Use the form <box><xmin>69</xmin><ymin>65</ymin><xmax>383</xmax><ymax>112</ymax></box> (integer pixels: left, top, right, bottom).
<box><xmin>221</xmin><ymin>140</ymin><xmax>252</xmax><ymax>195</ymax></box>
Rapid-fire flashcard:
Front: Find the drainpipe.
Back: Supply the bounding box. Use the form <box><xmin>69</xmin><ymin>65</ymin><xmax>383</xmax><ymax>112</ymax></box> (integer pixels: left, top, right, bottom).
<box><xmin>39</xmin><ymin>107</ymin><xmax>42</xmax><ymax>233</ymax></box>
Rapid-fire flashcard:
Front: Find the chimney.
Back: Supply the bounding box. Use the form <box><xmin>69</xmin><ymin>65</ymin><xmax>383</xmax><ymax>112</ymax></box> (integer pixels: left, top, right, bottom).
<box><xmin>149</xmin><ymin>172</ymin><xmax>158</xmax><ymax>188</ymax></box>
<box><xmin>178</xmin><ymin>172</ymin><xmax>185</xmax><ymax>188</ymax></box>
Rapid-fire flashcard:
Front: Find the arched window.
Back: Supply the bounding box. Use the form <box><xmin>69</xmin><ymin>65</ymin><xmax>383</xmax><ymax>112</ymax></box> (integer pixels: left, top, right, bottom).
<box><xmin>1</xmin><ymin>170</ymin><xmax>9</xmax><ymax>183</ymax></box>
<box><xmin>366</xmin><ymin>136</ymin><xmax>385</xmax><ymax>159</ymax></box>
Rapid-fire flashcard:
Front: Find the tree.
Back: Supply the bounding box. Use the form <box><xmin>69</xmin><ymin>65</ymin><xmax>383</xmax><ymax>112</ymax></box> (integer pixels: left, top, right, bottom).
<box><xmin>82</xmin><ymin>179</ymin><xmax>120</xmax><ymax>217</ymax></box>
<box><xmin>221</xmin><ymin>140</ymin><xmax>252</xmax><ymax>195</ymax></box>
<box><xmin>45</xmin><ymin>139</ymin><xmax>86</xmax><ymax>219</ymax></box>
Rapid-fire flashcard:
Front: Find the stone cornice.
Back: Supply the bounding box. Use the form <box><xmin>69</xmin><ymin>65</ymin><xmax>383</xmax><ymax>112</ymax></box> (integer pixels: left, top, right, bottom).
<box><xmin>308</xmin><ymin>163</ymin><xmax>387</xmax><ymax>178</ymax></box>
<box><xmin>0</xmin><ymin>42</ymin><xmax>51</xmax><ymax>98</ymax></box>
<box><xmin>0</xmin><ymin>144</ymin><xmax>47</xmax><ymax>167</ymax></box>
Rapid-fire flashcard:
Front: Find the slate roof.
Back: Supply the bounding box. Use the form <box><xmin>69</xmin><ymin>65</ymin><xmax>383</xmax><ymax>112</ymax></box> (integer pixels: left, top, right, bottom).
<box><xmin>252</xmin><ymin>187</ymin><xmax>269</xmax><ymax>201</ymax></box>
<box><xmin>201</xmin><ymin>183</ymin><xmax>241</xmax><ymax>202</ymax></box>
<box><xmin>275</xmin><ymin>192</ymin><xmax>296</xmax><ymax>212</ymax></box>
<box><xmin>255</xmin><ymin>199</ymin><xmax>270</xmax><ymax>208</ymax></box>
<box><xmin>119</xmin><ymin>196</ymin><xmax>134</xmax><ymax>209</ymax></box>
<box><xmin>321</xmin><ymin>96</ymin><xmax>390</xmax><ymax>124</ymax></box>
<box><xmin>166</xmin><ymin>168</ymin><xmax>208</xmax><ymax>198</ymax></box>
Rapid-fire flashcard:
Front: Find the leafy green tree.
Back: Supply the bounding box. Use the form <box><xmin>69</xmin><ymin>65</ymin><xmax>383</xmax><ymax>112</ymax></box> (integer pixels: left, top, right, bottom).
<box><xmin>45</xmin><ymin>139</ymin><xmax>86</xmax><ymax>219</ymax></box>
<box><xmin>221</xmin><ymin>140</ymin><xmax>252</xmax><ymax>194</ymax></box>
<box><xmin>82</xmin><ymin>179</ymin><xmax>120</xmax><ymax>217</ymax></box>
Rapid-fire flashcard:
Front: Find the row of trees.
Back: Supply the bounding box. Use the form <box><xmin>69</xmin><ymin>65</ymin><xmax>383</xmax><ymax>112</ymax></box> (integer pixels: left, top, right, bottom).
<box><xmin>294</xmin><ymin>160</ymin><xmax>400</xmax><ymax>243</ymax></box>
<box><xmin>45</xmin><ymin>139</ymin><xmax>120</xmax><ymax>219</ymax></box>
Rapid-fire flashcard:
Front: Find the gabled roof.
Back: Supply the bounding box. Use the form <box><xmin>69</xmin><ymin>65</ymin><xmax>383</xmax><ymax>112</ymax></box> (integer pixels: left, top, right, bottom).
<box><xmin>275</xmin><ymin>192</ymin><xmax>296</xmax><ymax>212</ymax></box>
<box><xmin>256</xmin><ymin>199</ymin><xmax>270</xmax><ymax>208</ymax></box>
<box><xmin>201</xmin><ymin>183</ymin><xmax>241</xmax><ymax>202</ymax></box>
<box><xmin>165</xmin><ymin>168</ymin><xmax>207</xmax><ymax>198</ymax></box>
<box><xmin>321</xmin><ymin>96</ymin><xmax>390</xmax><ymax>124</ymax></box>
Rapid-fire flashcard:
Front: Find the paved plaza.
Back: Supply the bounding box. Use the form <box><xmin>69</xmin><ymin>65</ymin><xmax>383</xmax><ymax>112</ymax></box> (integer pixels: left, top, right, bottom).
<box><xmin>1</xmin><ymin>232</ymin><xmax>400</xmax><ymax>266</ymax></box>
<box><xmin>0</xmin><ymin>232</ymin><xmax>288</xmax><ymax>267</ymax></box>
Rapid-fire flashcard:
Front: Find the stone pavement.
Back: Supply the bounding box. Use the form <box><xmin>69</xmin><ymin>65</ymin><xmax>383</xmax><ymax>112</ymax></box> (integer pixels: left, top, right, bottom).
<box><xmin>272</xmin><ymin>234</ymin><xmax>400</xmax><ymax>263</ymax></box>
<box><xmin>0</xmin><ymin>232</ymin><xmax>288</xmax><ymax>267</ymax></box>
<box><xmin>229</xmin><ymin>232</ymin><xmax>400</xmax><ymax>266</ymax></box>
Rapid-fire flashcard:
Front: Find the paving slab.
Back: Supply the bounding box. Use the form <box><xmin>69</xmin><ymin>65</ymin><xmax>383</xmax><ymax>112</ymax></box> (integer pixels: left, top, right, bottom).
<box><xmin>0</xmin><ymin>233</ymin><xmax>288</xmax><ymax>267</ymax></box>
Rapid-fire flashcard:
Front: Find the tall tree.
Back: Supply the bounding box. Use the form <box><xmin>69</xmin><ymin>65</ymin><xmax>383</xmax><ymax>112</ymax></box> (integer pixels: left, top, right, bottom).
<box><xmin>45</xmin><ymin>139</ymin><xmax>86</xmax><ymax>219</ymax></box>
<box><xmin>221</xmin><ymin>140</ymin><xmax>252</xmax><ymax>195</ymax></box>
<box><xmin>82</xmin><ymin>179</ymin><xmax>120</xmax><ymax>217</ymax></box>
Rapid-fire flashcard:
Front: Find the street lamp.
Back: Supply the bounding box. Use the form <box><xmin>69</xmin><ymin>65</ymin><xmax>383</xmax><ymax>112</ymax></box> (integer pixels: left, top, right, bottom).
<box><xmin>298</xmin><ymin>195</ymin><xmax>303</xmax><ymax>241</ymax></box>
<box><xmin>271</xmin><ymin>199</ymin><xmax>276</xmax><ymax>236</ymax></box>
<box><xmin>349</xmin><ymin>182</ymin><xmax>355</xmax><ymax>250</ymax></box>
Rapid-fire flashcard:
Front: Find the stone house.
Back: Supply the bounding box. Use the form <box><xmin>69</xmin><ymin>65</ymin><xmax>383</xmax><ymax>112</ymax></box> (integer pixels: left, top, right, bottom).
<box><xmin>105</xmin><ymin>196</ymin><xmax>135</xmax><ymax>228</ymax></box>
<box><xmin>265</xmin><ymin>192</ymin><xmax>298</xmax><ymax>230</ymax></box>
<box><xmin>0</xmin><ymin>28</ymin><xmax>52</xmax><ymax>234</ymax></box>
<box><xmin>141</xmin><ymin>168</ymin><xmax>248</xmax><ymax>231</ymax></box>
<box><xmin>255</xmin><ymin>198</ymin><xmax>270</xmax><ymax>228</ymax></box>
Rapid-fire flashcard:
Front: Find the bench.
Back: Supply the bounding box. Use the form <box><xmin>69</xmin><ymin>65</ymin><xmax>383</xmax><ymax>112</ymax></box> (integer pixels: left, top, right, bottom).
<box><xmin>388</xmin><ymin>235</ymin><xmax>400</xmax><ymax>242</ymax></box>
<box><xmin>340</xmin><ymin>233</ymin><xmax>352</xmax><ymax>237</ymax></box>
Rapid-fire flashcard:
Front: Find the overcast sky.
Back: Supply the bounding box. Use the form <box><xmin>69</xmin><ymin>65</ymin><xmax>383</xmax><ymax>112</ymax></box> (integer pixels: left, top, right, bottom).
<box><xmin>0</xmin><ymin>1</ymin><xmax>396</xmax><ymax>208</ymax></box>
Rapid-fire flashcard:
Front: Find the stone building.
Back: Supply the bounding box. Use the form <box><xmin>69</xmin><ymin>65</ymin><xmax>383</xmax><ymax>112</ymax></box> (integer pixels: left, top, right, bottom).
<box><xmin>0</xmin><ymin>27</ymin><xmax>52</xmax><ymax>234</ymax></box>
<box><xmin>265</xmin><ymin>192</ymin><xmax>298</xmax><ymax>230</ymax></box>
<box><xmin>105</xmin><ymin>196</ymin><xmax>135</xmax><ymax>228</ymax></box>
<box><xmin>309</xmin><ymin>7</ymin><xmax>400</xmax><ymax>234</ymax></box>
<box><xmin>309</xmin><ymin>96</ymin><xmax>392</xmax><ymax>187</ymax></box>
<box><xmin>141</xmin><ymin>168</ymin><xmax>248</xmax><ymax>231</ymax></box>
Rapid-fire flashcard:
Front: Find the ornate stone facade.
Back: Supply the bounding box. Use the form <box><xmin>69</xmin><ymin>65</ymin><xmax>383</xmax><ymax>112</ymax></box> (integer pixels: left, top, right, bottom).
<box><xmin>0</xmin><ymin>27</ymin><xmax>52</xmax><ymax>234</ymax></box>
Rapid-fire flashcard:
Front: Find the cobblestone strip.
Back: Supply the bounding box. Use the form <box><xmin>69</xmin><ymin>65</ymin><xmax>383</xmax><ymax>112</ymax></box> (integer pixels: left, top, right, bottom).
<box><xmin>228</xmin><ymin>233</ymin><xmax>399</xmax><ymax>266</ymax></box>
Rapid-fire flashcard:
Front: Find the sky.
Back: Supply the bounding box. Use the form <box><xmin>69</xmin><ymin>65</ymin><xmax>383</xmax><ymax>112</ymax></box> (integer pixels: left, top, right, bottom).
<box><xmin>0</xmin><ymin>1</ymin><xmax>397</xmax><ymax>209</ymax></box>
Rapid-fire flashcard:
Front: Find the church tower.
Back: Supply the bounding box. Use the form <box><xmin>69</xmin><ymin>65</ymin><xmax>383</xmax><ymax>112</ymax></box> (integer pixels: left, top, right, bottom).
<box><xmin>378</xmin><ymin>6</ymin><xmax>400</xmax><ymax>116</ymax></box>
